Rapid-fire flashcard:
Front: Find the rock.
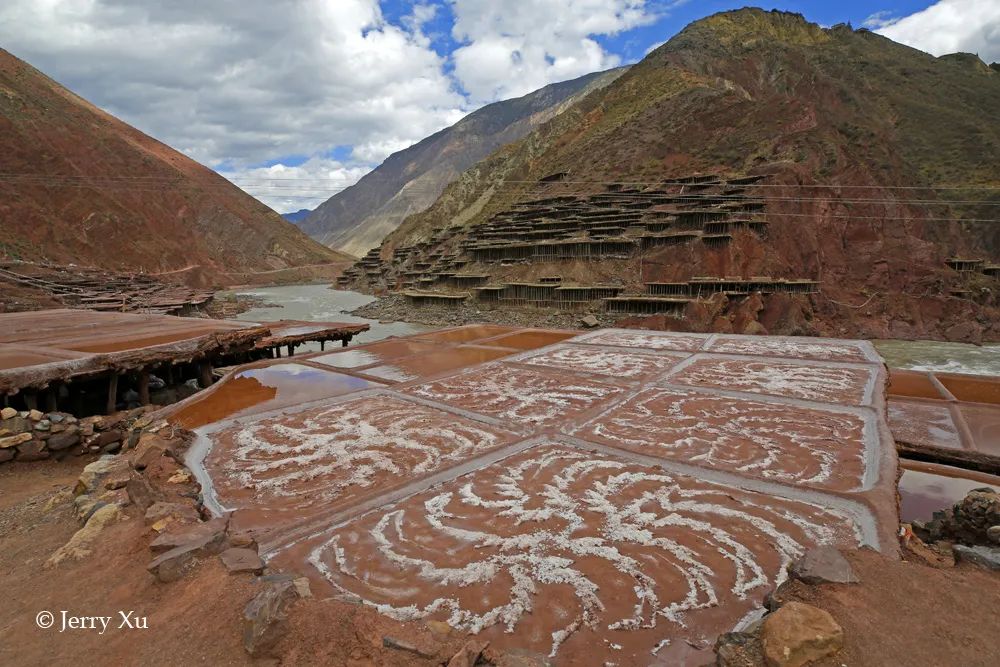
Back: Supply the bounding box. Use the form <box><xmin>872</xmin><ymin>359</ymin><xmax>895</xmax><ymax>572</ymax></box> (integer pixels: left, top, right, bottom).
<box><xmin>789</xmin><ymin>546</ymin><xmax>858</xmax><ymax>585</ymax></box>
<box><xmin>16</xmin><ymin>439</ymin><xmax>49</xmax><ymax>462</ymax></box>
<box><xmin>988</xmin><ymin>526</ymin><xmax>1000</xmax><ymax>544</ymax></box>
<box><xmin>447</xmin><ymin>640</ymin><xmax>490</xmax><ymax>667</ymax></box>
<box><xmin>426</xmin><ymin>620</ymin><xmax>452</xmax><ymax>636</ymax></box>
<box><xmin>144</xmin><ymin>501</ymin><xmax>200</xmax><ymax>527</ymax></box>
<box><xmin>1</xmin><ymin>407</ymin><xmax>17</xmax><ymax>420</ymax></box>
<box><xmin>760</xmin><ymin>602</ymin><xmax>844</xmax><ymax>667</ymax></box>
<box><xmin>227</xmin><ymin>527</ymin><xmax>260</xmax><ymax>551</ymax></box>
<box><xmin>46</xmin><ymin>426</ymin><xmax>80</xmax><ymax>451</ymax></box>
<box><xmin>167</xmin><ymin>469</ymin><xmax>192</xmax><ymax>484</ymax></box>
<box><xmin>28</xmin><ymin>409</ymin><xmax>43</xmax><ymax>421</ymax></box>
<box><xmin>150</xmin><ymin>517</ymin><xmax>230</xmax><ymax>554</ymax></box>
<box><xmin>0</xmin><ymin>448</ymin><xmax>14</xmax><ymax>463</ymax></box>
<box><xmin>292</xmin><ymin>577</ymin><xmax>312</xmax><ymax>599</ymax></box>
<box><xmin>94</xmin><ymin>429</ymin><xmax>122</xmax><ymax>448</ymax></box>
<box><xmin>953</xmin><ymin>544</ymin><xmax>1000</xmax><ymax>571</ymax></box>
<box><xmin>580</xmin><ymin>315</ymin><xmax>599</xmax><ymax>328</ymax></box>
<box><xmin>950</xmin><ymin>490</ymin><xmax>1000</xmax><ymax>543</ymax></box>
<box><xmin>48</xmin><ymin>413</ymin><xmax>65</xmax><ymax>423</ymax></box>
<box><xmin>243</xmin><ymin>580</ymin><xmax>299</xmax><ymax>657</ymax></box>
<box><xmin>125</xmin><ymin>475</ymin><xmax>161</xmax><ymax>511</ymax></box>
<box><xmin>0</xmin><ymin>415</ymin><xmax>31</xmax><ymax>436</ymax></box>
<box><xmin>46</xmin><ymin>504</ymin><xmax>123</xmax><ymax>567</ymax></box>
<box><xmin>132</xmin><ymin>434</ymin><xmax>173</xmax><ymax>470</ymax></box>
<box><xmin>147</xmin><ymin>541</ymin><xmax>204</xmax><ymax>583</ymax></box>
<box><xmin>715</xmin><ymin>629</ymin><xmax>764</xmax><ymax>667</ymax></box>
<box><xmin>34</xmin><ymin>419</ymin><xmax>51</xmax><ymax>432</ymax></box>
<box><xmin>382</xmin><ymin>636</ymin><xmax>436</xmax><ymax>659</ymax></box>
<box><xmin>0</xmin><ymin>432</ymin><xmax>33</xmax><ymax>449</ymax></box>
<box><xmin>221</xmin><ymin>547</ymin><xmax>265</xmax><ymax>575</ymax></box>
<box><xmin>74</xmin><ymin>456</ymin><xmax>128</xmax><ymax>495</ymax></box>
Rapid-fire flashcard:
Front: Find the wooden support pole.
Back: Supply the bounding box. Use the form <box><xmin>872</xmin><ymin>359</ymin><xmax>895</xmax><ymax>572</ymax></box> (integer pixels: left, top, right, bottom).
<box><xmin>287</xmin><ymin>344</ymin><xmax>294</xmax><ymax>357</ymax></box>
<box><xmin>25</xmin><ymin>392</ymin><xmax>38</xmax><ymax>411</ymax></box>
<box><xmin>275</xmin><ymin>346</ymin><xmax>281</xmax><ymax>358</ymax></box>
<box><xmin>320</xmin><ymin>340</ymin><xmax>325</xmax><ymax>351</ymax></box>
<box><xmin>199</xmin><ymin>361</ymin><xmax>213</xmax><ymax>388</ymax></box>
<box><xmin>342</xmin><ymin>336</ymin><xmax>350</xmax><ymax>347</ymax></box>
<box><xmin>106</xmin><ymin>373</ymin><xmax>119</xmax><ymax>414</ymax></box>
<box><xmin>166</xmin><ymin>364</ymin><xmax>175</xmax><ymax>386</ymax></box>
<box><xmin>138</xmin><ymin>369</ymin><xmax>151</xmax><ymax>405</ymax></box>
<box><xmin>45</xmin><ymin>386</ymin><xmax>58</xmax><ymax>413</ymax></box>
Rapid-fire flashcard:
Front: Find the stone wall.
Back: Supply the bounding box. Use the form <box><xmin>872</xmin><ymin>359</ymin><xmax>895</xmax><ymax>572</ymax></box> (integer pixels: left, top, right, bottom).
<box><xmin>0</xmin><ymin>406</ymin><xmax>141</xmax><ymax>464</ymax></box>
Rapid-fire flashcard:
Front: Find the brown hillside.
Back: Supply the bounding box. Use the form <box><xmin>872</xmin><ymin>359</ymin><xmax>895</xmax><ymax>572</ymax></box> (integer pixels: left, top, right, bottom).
<box><xmin>0</xmin><ymin>49</ymin><xmax>352</xmax><ymax>286</ymax></box>
<box><xmin>354</xmin><ymin>9</ymin><xmax>1000</xmax><ymax>342</ymax></box>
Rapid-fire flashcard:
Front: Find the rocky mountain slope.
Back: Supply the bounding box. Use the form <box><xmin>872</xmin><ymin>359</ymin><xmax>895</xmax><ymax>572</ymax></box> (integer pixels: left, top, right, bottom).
<box><xmin>357</xmin><ymin>9</ymin><xmax>1000</xmax><ymax>342</ymax></box>
<box><xmin>0</xmin><ymin>49</ymin><xmax>352</xmax><ymax>286</ymax></box>
<box><xmin>300</xmin><ymin>68</ymin><xmax>625</xmax><ymax>257</ymax></box>
<box><xmin>282</xmin><ymin>209</ymin><xmax>313</xmax><ymax>223</ymax></box>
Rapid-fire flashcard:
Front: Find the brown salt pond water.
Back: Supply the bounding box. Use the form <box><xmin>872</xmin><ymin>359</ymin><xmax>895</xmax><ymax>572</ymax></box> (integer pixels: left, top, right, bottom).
<box><xmin>898</xmin><ymin>461</ymin><xmax>1000</xmax><ymax>522</ymax></box>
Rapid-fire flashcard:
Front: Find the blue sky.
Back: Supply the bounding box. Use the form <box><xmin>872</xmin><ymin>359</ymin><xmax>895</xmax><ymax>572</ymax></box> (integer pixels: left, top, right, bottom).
<box><xmin>1</xmin><ymin>0</ymin><xmax>994</xmax><ymax>212</ymax></box>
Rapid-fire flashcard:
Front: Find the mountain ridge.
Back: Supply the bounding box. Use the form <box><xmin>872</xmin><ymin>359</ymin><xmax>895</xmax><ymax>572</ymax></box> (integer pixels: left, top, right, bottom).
<box><xmin>300</xmin><ymin>67</ymin><xmax>626</xmax><ymax>257</ymax></box>
<box><xmin>0</xmin><ymin>49</ymin><xmax>352</xmax><ymax>287</ymax></box>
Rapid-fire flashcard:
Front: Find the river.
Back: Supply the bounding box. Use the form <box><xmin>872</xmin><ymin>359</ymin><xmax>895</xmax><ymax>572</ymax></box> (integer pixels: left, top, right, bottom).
<box><xmin>874</xmin><ymin>339</ymin><xmax>1000</xmax><ymax>377</ymax></box>
<box><xmin>230</xmin><ymin>284</ymin><xmax>434</xmax><ymax>351</ymax></box>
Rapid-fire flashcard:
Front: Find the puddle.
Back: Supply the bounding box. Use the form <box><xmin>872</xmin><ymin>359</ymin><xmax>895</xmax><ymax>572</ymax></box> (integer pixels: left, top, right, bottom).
<box><xmin>898</xmin><ymin>462</ymin><xmax>1000</xmax><ymax>523</ymax></box>
<box><xmin>958</xmin><ymin>403</ymin><xmax>1000</xmax><ymax>456</ymax></box>
<box><xmin>413</xmin><ymin>325</ymin><xmax>513</xmax><ymax>344</ymax></box>
<box><xmin>172</xmin><ymin>363</ymin><xmax>381</xmax><ymax>428</ymax></box>
<box><xmin>936</xmin><ymin>374</ymin><xmax>1000</xmax><ymax>405</ymax></box>
<box><xmin>310</xmin><ymin>339</ymin><xmax>441</xmax><ymax>370</ymax></box>
<box><xmin>887</xmin><ymin>369</ymin><xmax>948</xmax><ymax>400</ymax></box>
<box><xmin>363</xmin><ymin>346</ymin><xmax>515</xmax><ymax>383</ymax></box>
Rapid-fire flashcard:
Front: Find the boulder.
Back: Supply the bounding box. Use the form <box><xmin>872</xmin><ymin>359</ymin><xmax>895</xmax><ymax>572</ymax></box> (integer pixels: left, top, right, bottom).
<box><xmin>147</xmin><ymin>541</ymin><xmax>204</xmax><ymax>583</ymax></box>
<box><xmin>34</xmin><ymin>419</ymin><xmax>51</xmax><ymax>432</ymax></box>
<box><xmin>988</xmin><ymin>526</ymin><xmax>1000</xmax><ymax>544</ymax></box>
<box><xmin>132</xmin><ymin>434</ymin><xmax>174</xmax><ymax>470</ymax></box>
<box><xmin>28</xmin><ymin>409</ymin><xmax>44</xmax><ymax>421</ymax></box>
<box><xmin>46</xmin><ymin>504</ymin><xmax>123</xmax><ymax>566</ymax></box>
<box><xmin>150</xmin><ymin>517</ymin><xmax>229</xmax><ymax>554</ymax></box>
<box><xmin>580</xmin><ymin>315</ymin><xmax>600</xmax><ymax>328</ymax></box>
<box><xmin>16</xmin><ymin>439</ymin><xmax>49</xmax><ymax>462</ymax></box>
<box><xmin>760</xmin><ymin>602</ymin><xmax>843</xmax><ymax>667</ymax></box>
<box><xmin>94</xmin><ymin>429</ymin><xmax>123</xmax><ymax>448</ymax></box>
<box><xmin>715</xmin><ymin>629</ymin><xmax>765</xmax><ymax>667</ymax></box>
<box><xmin>46</xmin><ymin>426</ymin><xmax>80</xmax><ymax>451</ymax></box>
<box><xmin>243</xmin><ymin>580</ymin><xmax>300</xmax><ymax>656</ymax></box>
<box><xmin>1</xmin><ymin>407</ymin><xmax>17</xmax><ymax>420</ymax></box>
<box><xmin>74</xmin><ymin>456</ymin><xmax>128</xmax><ymax>496</ymax></box>
<box><xmin>0</xmin><ymin>416</ymin><xmax>31</xmax><ymax>436</ymax></box>
<box><xmin>0</xmin><ymin>448</ymin><xmax>14</xmax><ymax>463</ymax></box>
<box><xmin>953</xmin><ymin>544</ymin><xmax>1000</xmax><ymax>571</ymax></box>
<box><xmin>0</xmin><ymin>432</ymin><xmax>33</xmax><ymax>449</ymax></box>
<box><xmin>220</xmin><ymin>547</ymin><xmax>265</xmax><ymax>575</ymax></box>
<box><xmin>788</xmin><ymin>547</ymin><xmax>858</xmax><ymax>585</ymax></box>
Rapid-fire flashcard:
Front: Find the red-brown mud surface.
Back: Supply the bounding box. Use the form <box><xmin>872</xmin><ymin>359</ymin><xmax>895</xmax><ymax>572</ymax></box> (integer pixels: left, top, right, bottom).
<box><xmin>181</xmin><ymin>327</ymin><xmax>898</xmax><ymax>665</ymax></box>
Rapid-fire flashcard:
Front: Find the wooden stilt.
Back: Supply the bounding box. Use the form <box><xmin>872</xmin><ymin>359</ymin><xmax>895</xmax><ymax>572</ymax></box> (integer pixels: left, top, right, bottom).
<box><xmin>320</xmin><ymin>340</ymin><xmax>325</xmax><ymax>351</ymax></box>
<box><xmin>138</xmin><ymin>369</ymin><xmax>151</xmax><ymax>405</ymax></box>
<box><xmin>275</xmin><ymin>347</ymin><xmax>281</xmax><ymax>358</ymax></box>
<box><xmin>342</xmin><ymin>337</ymin><xmax>349</xmax><ymax>348</ymax></box>
<box><xmin>25</xmin><ymin>392</ymin><xmax>38</xmax><ymax>411</ymax></box>
<box><xmin>287</xmin><ymin>344</ymin><xmax>294</xmax><ymax>357</ymax></box>
<box><xmin>199</xmin><ymin>362</ymin><xmax>213</xmax><ymax>388</ymax></box>
<box><xmin>166</xmin><ymin>364</ymin><xmax>175</xmax><ymax>385</ymax></box>
<box><xmin>106</xmin><ymin>374</ymin><xmax>119</xmax><ymax>414</ymax></box>
<box><xmin>45</xmin><ymin>386</ymin><xmax>58</xmax><ymax>413</ymax></box>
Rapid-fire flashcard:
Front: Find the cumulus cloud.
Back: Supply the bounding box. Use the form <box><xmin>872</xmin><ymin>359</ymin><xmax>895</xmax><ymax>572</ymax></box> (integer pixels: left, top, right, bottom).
<box><xmin>219</xmin><ymin>158</ymin><xmax>372</xmax><ymax>214</ymax></box>
<box><xmin>873</xmin><ymin>0</ymin><xmax>1000</xmax><ymax>63</ymax></box>
<box><xmin>0</xmin><ymin>0</ymin><xmax>660</xmax><ymax>211</ymax></box>
<box><xmin>0</xmin><ymin>1</ymin><xmax>464</xmax><ymax>204</ymax></box>
<box><xmin>450</xmin><ymin>0</ymin><xmax>656</xmax><ymax>103</ymax></box>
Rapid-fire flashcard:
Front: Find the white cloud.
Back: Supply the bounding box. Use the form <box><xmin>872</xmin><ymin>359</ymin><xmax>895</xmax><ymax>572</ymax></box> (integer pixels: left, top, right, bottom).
<box><xmin>0</xmin><ymin>1</ymin><xmax>464</xmax><ymax>174</ymax></box>
<box><xmin>449</xmin><ymin>0</ymin><xmax>656</xmax><ymax>103</ymax></box>
<box><xmin>0</xmin><ymin>0</ymin><xmax>661</xmax><ymax>212</ymax></box>
<box><xmin>219</xmin><ymin>158</ymin><xmax>372</xmax><ymax>214</ymax></box>
<box><xmin>874</xmin><ymin>0</ymin><xmax>1000</xmax><ymax>63</ymax></box>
